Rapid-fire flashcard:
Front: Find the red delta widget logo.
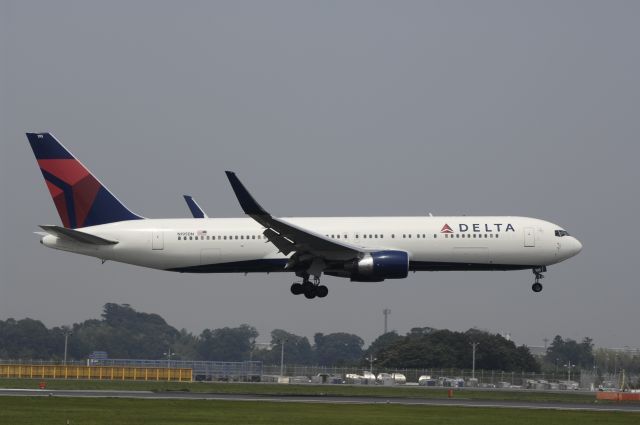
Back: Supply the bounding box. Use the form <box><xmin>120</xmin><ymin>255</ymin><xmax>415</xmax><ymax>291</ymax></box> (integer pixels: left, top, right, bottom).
<box><xmin>441</xmin><ymin>223</ymin><xmax>515</xmax><ymax>233</ymax></box>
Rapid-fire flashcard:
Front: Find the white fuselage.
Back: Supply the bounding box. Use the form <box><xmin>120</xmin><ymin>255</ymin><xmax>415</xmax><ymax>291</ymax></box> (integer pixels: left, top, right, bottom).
<box><xmin>41</xmin><ymin>216</ymin><xmax>582</xmax><ymax>274</ymax></box>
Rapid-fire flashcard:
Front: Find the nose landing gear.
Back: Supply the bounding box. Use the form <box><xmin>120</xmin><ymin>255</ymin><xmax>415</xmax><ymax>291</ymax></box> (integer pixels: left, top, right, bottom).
<box><xmin>531</xmin><ymin>266</ymin><xmax>546</xmax><ymax>293</ymax></box>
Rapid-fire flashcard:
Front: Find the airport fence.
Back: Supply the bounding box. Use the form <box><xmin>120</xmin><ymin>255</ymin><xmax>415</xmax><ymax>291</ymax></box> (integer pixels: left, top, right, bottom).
<box><xmin>261</xmin><ymin>364</ymin><xmax>583</xmax><ymax>387</ymax></box>
<box><xmin>0</xmin><ymin>363</ymin><xmax>192</xmax><ymax>382</ymax></box>
<box><xmin>6</xmin><ymin>359</ymin><xmax>634</xmax><ymax>388</ymax></box>
<box><xmin>0</xmin><ymin>358</ymin><xmax>262</xmax><ymax>382</ymax></box>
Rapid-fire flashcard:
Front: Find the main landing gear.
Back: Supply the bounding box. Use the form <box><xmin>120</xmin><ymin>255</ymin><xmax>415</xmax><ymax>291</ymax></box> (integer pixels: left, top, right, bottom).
<box><xmin>290</xmin><ymin>275</ymin><xmax>328</xmax><ymax>299</ymax></box>
<box><xmin>531</xmin><ymin>266</ymin><xmax>546</xmax><ymax>293</ymax></box>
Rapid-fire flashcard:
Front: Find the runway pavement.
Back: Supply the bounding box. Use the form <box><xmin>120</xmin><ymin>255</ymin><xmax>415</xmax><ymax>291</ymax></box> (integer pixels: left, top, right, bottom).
<box><xmin>1</xmin><ymin>388</ymin><xmax>639</xmax><ymax>412</ymax></box>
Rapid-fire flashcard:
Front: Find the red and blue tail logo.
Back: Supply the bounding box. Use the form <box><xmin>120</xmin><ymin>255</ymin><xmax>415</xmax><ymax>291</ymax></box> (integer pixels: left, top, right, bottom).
<box><xmin>26</xmin><ymin>133</ymin><xmax>142</xmax><ymax>229</ymax></box>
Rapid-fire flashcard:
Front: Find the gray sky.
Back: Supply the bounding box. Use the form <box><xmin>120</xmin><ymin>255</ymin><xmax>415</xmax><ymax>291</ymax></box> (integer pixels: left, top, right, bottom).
<box><xmin>2</xmin><ymin>1</ymin><xmax>639</xmax><ymax>350</ymax></box>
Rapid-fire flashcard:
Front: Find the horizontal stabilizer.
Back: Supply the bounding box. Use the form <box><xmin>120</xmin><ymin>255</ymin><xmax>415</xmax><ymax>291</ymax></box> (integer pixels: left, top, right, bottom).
<box><xmin>39</xmin><ymin>225</ymin><xmax>118</xmax><ymax>245</ymax></box>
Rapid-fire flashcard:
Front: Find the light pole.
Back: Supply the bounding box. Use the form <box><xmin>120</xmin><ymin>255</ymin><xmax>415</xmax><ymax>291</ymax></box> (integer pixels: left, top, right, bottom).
<box><xmin>279</xmin><ymin>339</ymin><xmax>287</xmax><ymax>377</ymax></box>
<box><xmin>470</xmin><ymin>342</ymin><xmax>479</xmax><ymax>380</ymax></box>
<box><xmin>163</xmin><ymin>348</ymin><xmax>175</xmax><ymax>368</ymax></box>
<box><xmin>366</xmin><ymin>354</ymin><xmax>377</xmax><ymax>373</ymax></box>
<box><xmin>383</xmin><ymin>309</ymin><xmax>391</xmax><ymax>334</ymax></box>
<box><xmin>63</xmin><ymin>328</ymin><xmax>72</xmax><ymax>365</ymax></box>
<box><xmin>564</xmin><ymin>360</ymin><xmax>575</xmax><ymax>381</ymax></box>
<box><xmin>249</xmin><ymin>337</ymin><xmax>256</xmax><ymax>362</ymax></box>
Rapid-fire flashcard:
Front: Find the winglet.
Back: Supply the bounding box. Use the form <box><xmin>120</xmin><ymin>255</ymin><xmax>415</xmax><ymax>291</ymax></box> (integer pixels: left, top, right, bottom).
<box><xmin>183</xmin><ymin>195</ymin><xmax>208</xmax><ymax>218</ymax></box>
<box><xmin>225</xmin><ymin>171</ymin><xmax>270</xmax><ymax>216</ymax></box>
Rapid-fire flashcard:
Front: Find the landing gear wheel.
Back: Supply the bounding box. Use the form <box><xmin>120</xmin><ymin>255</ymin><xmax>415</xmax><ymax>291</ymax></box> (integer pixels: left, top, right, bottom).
<box><xmin>316</xmin><ymin>285</ymin><xmax>328</xmax><ymax>298</ymax></box>
<box><xmin>531</xmin><ymin>267</ymin><xmax>546</xmax><ymax>293</ymax></box>
<box><xmin>302</xmin><ymin>282</ymin><xmax>316</xmax><ymax>299</ymax></box>
<box><xmin>290</xmin><ymin>283</ymin><xmax>303</xmax><ymax>295</ymax></box>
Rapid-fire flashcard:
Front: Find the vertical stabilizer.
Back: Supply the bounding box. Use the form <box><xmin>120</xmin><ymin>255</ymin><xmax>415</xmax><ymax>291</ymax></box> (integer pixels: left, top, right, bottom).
<box><xmin>26</xmin><ymin>132</ymin><xmax>143</xmax><ymax>228</ymax></box>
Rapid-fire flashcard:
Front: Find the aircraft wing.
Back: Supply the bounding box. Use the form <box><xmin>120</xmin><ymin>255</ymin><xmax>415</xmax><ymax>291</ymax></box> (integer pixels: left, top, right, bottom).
<box><xmin>183</xmin><ymin>195</ymin><xmax>208</xmax><ymax>218</ymax></box>
<box><xmin>225</xmin><ymin>171</ymin><xmax>364</xmax><ymax>262</ymax></box>
<box><xmin>39</xmin><ymin>225</ymin><xmax>119</xmax><ymax>245</ymax></box>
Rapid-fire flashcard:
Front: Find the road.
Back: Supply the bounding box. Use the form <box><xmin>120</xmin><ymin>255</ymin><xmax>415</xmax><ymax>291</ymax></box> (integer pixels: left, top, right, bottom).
<box><xmin>1</xmin><ymin>388</ymin><xmax>639</xmax><ymax>412</ymax></box>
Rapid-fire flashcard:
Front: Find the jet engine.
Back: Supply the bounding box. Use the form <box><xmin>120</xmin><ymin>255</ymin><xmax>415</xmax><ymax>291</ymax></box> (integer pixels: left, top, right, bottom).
<box><xmin>350</xmin><ymin>250</ymin><xmax>409</xmax><ymax>282</ymax></box>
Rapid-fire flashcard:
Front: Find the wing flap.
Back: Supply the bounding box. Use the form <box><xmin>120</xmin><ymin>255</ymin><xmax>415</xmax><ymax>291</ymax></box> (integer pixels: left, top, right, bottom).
<box><xmin>263</xmin><ymin>228</ymin><xmax>296</xmax><ymax>255</ymax></box>
<box><xmin>39</xmin><ymin>225</ymin><xmax>119</xmax><ymax>245</ymax></box>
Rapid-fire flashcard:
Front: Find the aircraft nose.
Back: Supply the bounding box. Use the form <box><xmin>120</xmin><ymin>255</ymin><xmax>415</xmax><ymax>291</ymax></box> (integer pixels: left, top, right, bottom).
<box><xmin>570</xmin><ymin>237</ymin><xmax>583</xmax><ymax>256</ymax></box>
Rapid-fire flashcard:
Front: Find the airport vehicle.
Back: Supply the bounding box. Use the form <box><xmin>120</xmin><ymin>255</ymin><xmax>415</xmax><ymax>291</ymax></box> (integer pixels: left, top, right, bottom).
<box><xmin>27</xmin><ymin>132</ymin><xmax>582</xmax><ymax>299</ymax></box>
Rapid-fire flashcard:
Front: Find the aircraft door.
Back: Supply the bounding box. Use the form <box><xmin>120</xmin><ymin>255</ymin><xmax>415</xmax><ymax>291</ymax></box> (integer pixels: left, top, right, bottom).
<box><xmin>152</xmin><ymin>231</ymin><xmax>164</xmax><ymax>250</ymax></box>
<box><xmin>524</xmin><ymin>227</ymin><xmax>535</xmax><ymax>247</ymax></box>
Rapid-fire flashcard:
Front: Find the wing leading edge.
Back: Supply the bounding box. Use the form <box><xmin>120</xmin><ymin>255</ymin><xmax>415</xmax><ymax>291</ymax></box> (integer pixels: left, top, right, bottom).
<box><xmin>224</xmin><ymin>171</ymin><xmax>364</xmax><ymax>262</ymax></box>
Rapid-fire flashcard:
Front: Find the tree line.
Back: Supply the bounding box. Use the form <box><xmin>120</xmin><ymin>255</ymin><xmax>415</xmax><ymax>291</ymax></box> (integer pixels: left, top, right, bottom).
<box><xmin>0</xmin><ymin>303</ymin><xmax>585</xmax><ymax>372</ymax></box>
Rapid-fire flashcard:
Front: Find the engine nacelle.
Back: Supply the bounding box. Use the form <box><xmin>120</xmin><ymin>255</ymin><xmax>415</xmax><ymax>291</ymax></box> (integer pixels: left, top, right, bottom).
<box><xmin>350</xmin><ymin>250</ymin><xmax>409</xmax><ymax>282</ymax></box>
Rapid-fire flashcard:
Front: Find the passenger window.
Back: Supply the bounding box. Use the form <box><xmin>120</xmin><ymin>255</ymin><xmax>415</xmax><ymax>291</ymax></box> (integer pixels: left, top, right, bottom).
<box><xmin>456</xmin><ymin>234</ymin><xmax>459</xmax><ymax>238</ymax></box>
<box><xmin>408</xmin><ymin>234</ymin><xmax>411</xmax><ymax>238</ymax></box>
<box><xmin>178</xmin><ymin>237</ymin><xmax>181</xmax><ymax>240</ymax></box>
<box><xmin>434</xmin><ymin>234</ymin><xmax>437</xmax><ymax>238</ymax></box>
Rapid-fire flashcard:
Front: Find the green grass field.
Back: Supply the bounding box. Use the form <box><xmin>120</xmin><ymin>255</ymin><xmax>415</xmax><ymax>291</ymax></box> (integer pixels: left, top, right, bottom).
<box><xmin>0</xmin><ymin>378</ymin><xmax>599</xmax><ymax>404</ymax></box>
<box><xmin>0</xmin><ymin>397</ymin><xmax>638</xmax><ymax>425</ymax></box>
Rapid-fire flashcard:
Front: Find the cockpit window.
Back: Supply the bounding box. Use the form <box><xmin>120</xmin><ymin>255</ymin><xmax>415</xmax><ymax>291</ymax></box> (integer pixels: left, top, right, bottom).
<box><xmin>555</xmin><ymin>230</ymin><xmax>570</xmax><ymax>237</ymax></box>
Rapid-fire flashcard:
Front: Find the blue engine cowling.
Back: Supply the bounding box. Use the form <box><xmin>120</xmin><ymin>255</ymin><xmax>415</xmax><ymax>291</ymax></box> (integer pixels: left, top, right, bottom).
<box><xmin>350</xmin><ymin>250</ymin><xmax>409</xmax><ymax>282</ymax></box>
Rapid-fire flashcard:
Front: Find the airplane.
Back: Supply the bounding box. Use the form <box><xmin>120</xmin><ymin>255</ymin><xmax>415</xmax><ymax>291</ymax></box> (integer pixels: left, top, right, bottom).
<box><xmin>26</xmin><ymin>132</ymin><xmax>583</xmax><ymax>299</ymax></box>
